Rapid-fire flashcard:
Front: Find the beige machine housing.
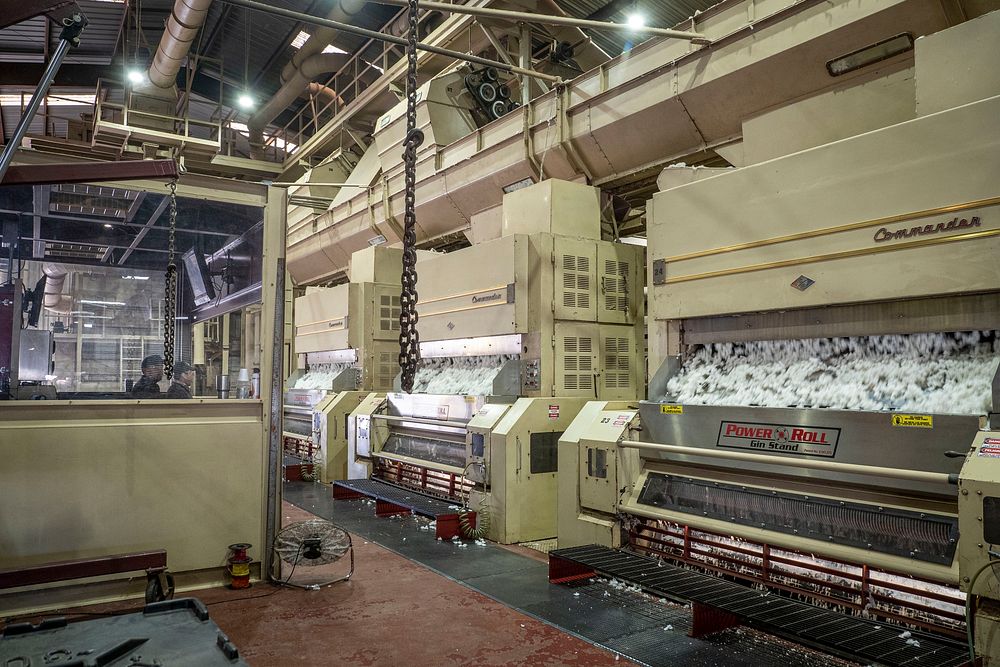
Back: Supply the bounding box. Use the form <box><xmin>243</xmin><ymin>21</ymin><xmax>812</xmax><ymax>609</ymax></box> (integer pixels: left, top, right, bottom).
<box><xmin>560</xmin><ymin>10</ymin><xmax>1000</xmax><ymax>655</ymax></box>
<box><xmin>349</xmin><ymin>179</ymin><xmax>644</xmax><ymax>544</ymax></box>
<box><xmin>285</xmin><ymin>245</ymin><xmax>406</xmax><ymax>483</ymax></box>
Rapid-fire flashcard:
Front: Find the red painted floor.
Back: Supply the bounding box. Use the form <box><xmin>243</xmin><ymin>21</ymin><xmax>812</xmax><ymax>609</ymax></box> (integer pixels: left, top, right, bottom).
<box><xmin>8</xmin><ymin>502</ymin><xmax>632</xmax><ymax>666</ymax></box>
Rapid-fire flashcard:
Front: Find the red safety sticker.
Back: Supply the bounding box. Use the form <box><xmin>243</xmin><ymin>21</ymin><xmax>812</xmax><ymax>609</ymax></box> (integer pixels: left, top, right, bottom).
<box><xmin>979</xmin><ymin>444</ymin><xmax>1000</xmax><ymax>458</ymax></box>
<box><xmin>613</xmin><ymin>414</ymin><xmax>631</xmax><ymax>427</ymax></box>
<box><xmin>984</xmin><ymin>437</ymin><xmax>1000</xmax><ymax>445</ymax></box>
<box><xmin>548</xmin><ymin>404</ymin><xmax>559</xmax><ymax>419</ymax></box>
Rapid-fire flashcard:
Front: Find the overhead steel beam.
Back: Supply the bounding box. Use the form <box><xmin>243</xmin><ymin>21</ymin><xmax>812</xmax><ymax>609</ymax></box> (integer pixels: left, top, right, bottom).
<box><xmin>102</xmin><ymin>191</ymin><xmax>147</xmax><ymax>262</ymax></box>
<box><xmin>218</xmin><ymin>0</ymin><xmax>563</xmax><ymax>84</ymax></box>
<box><xmin>1</xmin><ymin>159</ymin><xmax>178</xmax><ymax>187</ymax></box>
<box><xmin>0</xmin><ymin>12</ymin><xmax>87</xmax><ymax>184</ymax></box>
<box><xmin>0</xmin><ymin>208</ymin><xmax>231</xmax><ymax>237</ymax></box>
<box><xmin>118</xmin><ymin>194</ymin><xmax>169</xmax><ymax>265</ymax></box>
<box><xmin>32</xmin><ymin>185</ymin><xmax>49</xmax><ymax>260</ymax></box>
<box><xmin>371</xmin><ymin>0</ymin><xmax>710</xmax><ymax>43</ymax></box>
<box><xmin>0</xmin><ymin>0</ymin><xmax>76</xmax><ymax>30</ymax></box>
<box><xmin>1</xmin><ymin>63</ymin><xmax>121</xmax><ymax>88</ymax></box>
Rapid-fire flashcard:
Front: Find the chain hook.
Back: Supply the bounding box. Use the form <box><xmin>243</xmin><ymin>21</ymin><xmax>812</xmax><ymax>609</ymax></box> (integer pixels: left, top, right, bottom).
<box><xmin>163</xmin><ymin>176</ymin><xmax>179</xmax><ymax>380</ymax></box>
<box><xmin>397</xmin><ymin>0</ymin><xmax>422</xmax><ymax>393</ymax></box>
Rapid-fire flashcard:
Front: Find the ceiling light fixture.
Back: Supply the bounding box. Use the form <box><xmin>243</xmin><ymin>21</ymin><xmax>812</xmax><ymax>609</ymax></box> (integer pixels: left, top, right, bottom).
<box><xmin>238</xmin><ymin>94</ymin><xmax>254</xmax><ymax>110</ymax></box>
<box><xmin>103</xmin><ymin>223</ymin><xmax>113</xmax><ymax>229</ymax></box>
<box><xmin>127</xmin><ymin>69</ymin><xmax>144</xmax><ymax>85</ymax></box>
<box><xmin>626</xmin><ymin>13</ymin><xmax>646</xmax><ymax>30</ymax></box>
<box><xmin>79</xmin><ymin>299</ymin><xmax>126</xmax><ymax>306</ymax></box>
<box><xmin>290</xmin><ymin>30</ymin><xmax>310</xmax><ymax>49</ymax></box>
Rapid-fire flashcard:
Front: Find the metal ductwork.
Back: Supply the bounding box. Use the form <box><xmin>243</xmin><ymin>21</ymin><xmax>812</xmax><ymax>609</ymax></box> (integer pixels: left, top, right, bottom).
<box><xmin>249</xmin><ymin>53</ymin><xmax>356</xmax><ymax>159</ymax></box>
<box><xmin>148</xmin><ymin>0</ymin><xmax>212</xmax><ymax>93</ymax></box>
<box><xmin>41</xmin><ymin>263</ymin><xmax>71</xmax><ymax>315</ymax></box>
<box><xmin>306</xmin><ymin>82</ymin><xmax>345</xmax><ymax>106</ymax></box>
<box><xmin>279</xmin><ymin>0</ymin><xmax>368</xmax><ymax>84</ymax></box>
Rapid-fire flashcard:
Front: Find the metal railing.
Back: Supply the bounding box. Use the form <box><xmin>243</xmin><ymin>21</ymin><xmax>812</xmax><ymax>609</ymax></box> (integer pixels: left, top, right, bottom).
<box><xmin>257</xmin><ymin>7</ymin><xmax>434</xmax><ymax>163</ymax></box>
<box><xmin>93</xmin><ymin>77</ymin><xmax>223</xmax><ymax>147</ymax></box>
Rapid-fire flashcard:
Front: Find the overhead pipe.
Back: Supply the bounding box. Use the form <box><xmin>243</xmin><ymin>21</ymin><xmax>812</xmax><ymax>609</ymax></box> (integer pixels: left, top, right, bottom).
<box><xmin>148</xmin><ymin>0</ymin><xmax>213</xmax><ymax>92</ymax></box>
<box><xmin>219</xmin><ymin>0</ymin><xmax>562</xmax><ymax>84</ymax></box>
<box><xmin>41</xmin><ymin>263</ymin><xmax>72</xmax><ymax>315</ymax></box>
<box><xmin>279</xmin><ymin>0</ymin><xmax>368</xmax><ymax>84</ymax></box>
<box><xmin>248</xmin><ymin>53</ymin><xmax>355</xmax><ymax>159</ymax></box>
<box><xmin>369</xmin><ymin>0</ymin><xmax>710</xmax><ymax>43</ymax></box>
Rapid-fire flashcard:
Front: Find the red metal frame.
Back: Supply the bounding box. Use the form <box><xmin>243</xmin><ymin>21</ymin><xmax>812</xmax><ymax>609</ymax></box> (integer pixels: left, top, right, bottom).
<box><xmin>373</xmin><ymin>458</ymin><xmax>475</xmax><ymax>502</ymax></box>
<box><xmin>690</xmin><ymin>602</ymin><xmax>741</xmax><ymax>638</ymax></box>
<box><xmin>1</xmin><ymin>159</ymin><xmax>179</xmax><ymax>186</ymax></box>
<box><xmin>331</xmin><ymin>480</ymin><xmax>472</xmax><ymax>540</ymax></box>
<box><xmin>283</xmin><ymin>462</ymin><xmax>315</xmax><ymax>482</ymax></box>
<box><xmin>628</xmin><ymin>519</ymin><xmax>965</xmax><ymax>638</ymax></box>
<box><xmin>283</xmin><ymin>434</ymin><xmax>317</xmax><ymax>461</ymax></box>
<box><xmin>548</xmin><ymin>553</ymin><xmax>596</xmax><ymax>584</ymax></box>
<box><xmin>0</xmin><ymin>550</ymin><xmax>167</xmax><ymax>589</ymax></box>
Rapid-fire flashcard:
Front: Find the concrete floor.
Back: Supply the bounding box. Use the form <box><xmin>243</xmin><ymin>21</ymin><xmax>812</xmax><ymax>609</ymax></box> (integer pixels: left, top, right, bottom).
<box><xmin>2</xmin><ymin>501</ymin><xmax>631</xmax><ymax>667</ymax></box>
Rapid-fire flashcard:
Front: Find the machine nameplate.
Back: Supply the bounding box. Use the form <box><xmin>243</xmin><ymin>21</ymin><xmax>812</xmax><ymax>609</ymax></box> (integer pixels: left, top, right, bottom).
<box><xmin>660</xmin><ymin>404</ymin><xmax>683</xmax><ymax>414</ymax></box>
<box><xmin>891</xmin><ymin>414</ymin><xmax>933</xmax><ymax>428</ymax></box>
<box><xmin>873</xmin><ymin>215</ymin><xmax>981</xmax><ymax>243</ymax></box>
<box><xmin>717</xmin><ymin>420</ymin><xmax>840</xmax><ymax>458</ymax></box>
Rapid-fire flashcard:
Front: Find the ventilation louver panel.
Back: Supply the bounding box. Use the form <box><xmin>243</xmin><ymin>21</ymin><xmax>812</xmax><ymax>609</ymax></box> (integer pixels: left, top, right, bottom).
<box><xmin>561</xmin><ymin>335</ymin><xmax>594</xmax><ymax>392</ymax></box>
<box><xmin>379</xmin><ymin>294</ymin><xmax>401</xmax><ymax>334</ymax></box>
<box><xmin>377</xmin><ymin>351</ymin><xmax>396</xmax><ymax>390</ymax></box>
<box><xmin>561</xmin><ymin>254</ymin><xmax>591</xmax><ymax>310</ymax></box>
<box><xmin>603</xmin><ymin>336</ymin><xmax>632</xmax><ymax>389</ymax></box>
<box><xmin>603</xmin><ymin>259</ymin><xmax>630</xmax><ymax>314</ymax></box>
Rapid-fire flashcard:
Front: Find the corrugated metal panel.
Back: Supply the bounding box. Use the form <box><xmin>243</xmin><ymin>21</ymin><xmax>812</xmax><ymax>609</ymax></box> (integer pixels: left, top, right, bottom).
<box><xmin>0</xmin><ymin>0</ymin><xmax>124</xmax><ymax>64</ymax></box>
<box><xmin>0</xmin><ymin>86</ymin><xmax>94</xmax><ymax>140</ymax></box>
<box><xmin>553</xmin><ymin>0</ymin><xmax>720</xmax><ymax>56</ymax></box>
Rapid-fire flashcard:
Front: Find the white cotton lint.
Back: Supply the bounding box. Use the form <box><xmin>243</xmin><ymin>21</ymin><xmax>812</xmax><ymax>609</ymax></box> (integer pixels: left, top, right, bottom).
<box><xmin>412</xmin><ymin>354</ymin><xmax>514</xmax><ymax>396</ymax></box>
<box><xmin>293</xmin><ymin>362</ymin><xmax>353</xmax><ymax>390</ymax></box>
<box><xmin>661</xmin><ymin>332</ymin><xmax>999</xmax><ymax>414</ymax></box>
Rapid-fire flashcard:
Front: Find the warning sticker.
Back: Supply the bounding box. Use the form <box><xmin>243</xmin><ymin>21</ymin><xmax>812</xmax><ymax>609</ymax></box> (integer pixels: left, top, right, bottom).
<box><xmin>613</xmin><ymin>414</ymin><xmax>631</xmax><ymax>427</ymax></box>
<box><xmin>891</xmin><ymin>414</ymin><xmax>933</xmax><ymax>428</ymax></box>
<box><xmin>660</xmin><ymin>404</ymin><xmax>683</xmax><ymax>414</ymax></box>
<box><xmin>980</xmin><ymin>444</ymin><xmax>1000</xmax><ymax>458</ymax></box>
<box><xmin>548</xmin><ymin>404</ymin><xmax>560</xmax><ymax>420</ymax></box>
<box><xmin>984</xmin><ymin>437</ymin><xmax>1000</xmax><ymax>445</ymax></box>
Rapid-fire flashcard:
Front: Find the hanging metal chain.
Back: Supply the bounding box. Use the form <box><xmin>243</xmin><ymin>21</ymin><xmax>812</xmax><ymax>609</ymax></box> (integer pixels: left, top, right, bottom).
<box><xmin>163</xmin><ymin>177</ymin><xmax>179</xmax><ymax>380</ymax></box>
<box><xmin>398</xmin><ymin>0</ymin><xmax>424</xmax><ymax>393</ymax></box>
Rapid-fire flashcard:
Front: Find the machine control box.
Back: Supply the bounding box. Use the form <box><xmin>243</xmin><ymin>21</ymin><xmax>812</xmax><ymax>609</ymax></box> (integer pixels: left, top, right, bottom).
<box><xmin>466</xmin><ymin>403</ymin><xmax>511</xmax><ymax>483</ymax></box>
<box><xmin>579</xmin><ymin>410</ymin><xmax>637</xmax><ymax>514</ymax></box>
<box><xmin>958</xmin><ymin>431</ymin><xmax>1000</xmax><ymax>595</ymax></box>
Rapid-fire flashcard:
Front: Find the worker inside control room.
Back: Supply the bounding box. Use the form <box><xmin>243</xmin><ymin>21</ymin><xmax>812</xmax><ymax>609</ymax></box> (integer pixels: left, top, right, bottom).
<box><xmin>2</xmin><ymin>0</ymin><xmax>1000</xmax><ymax>666</ymax></box>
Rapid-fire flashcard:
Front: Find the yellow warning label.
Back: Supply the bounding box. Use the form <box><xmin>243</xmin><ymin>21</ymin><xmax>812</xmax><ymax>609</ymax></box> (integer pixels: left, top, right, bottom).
<box><xmin>464</xmin><ymin>396</ymin><xmax>476</xmax><ymax>403</ymax></box>
<box><xmin>660</xmin><ymin>404</ymin><xmax>684</xmax><ymax>414</ymax></box>
<box><xmin>891</xmin><ymin>414</ymin><xmax>933</xmax><ymax>428</ymax></box>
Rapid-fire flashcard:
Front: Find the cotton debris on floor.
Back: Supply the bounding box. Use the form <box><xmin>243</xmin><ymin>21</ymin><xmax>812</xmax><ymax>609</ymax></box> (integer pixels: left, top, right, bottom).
<box><xmin>411</xmin><ymin>354</ymin><xmax>514</xmax><ymax>395</ymax></box>
<box><xmin>662</xmin><ymin>332</ymin><xmax>998</xmax><ymax>414</ymax></box>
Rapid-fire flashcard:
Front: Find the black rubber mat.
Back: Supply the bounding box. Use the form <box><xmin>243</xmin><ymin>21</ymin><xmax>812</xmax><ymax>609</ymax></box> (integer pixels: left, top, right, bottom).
<box><xmin>333</xmin><ymin>478</ymin><xmax>461</xmax><ymax>519</ymax></box>
<box><xmin>551</xmin><ymin>544</ymin><xmax>969</xmax><ymax>667</ymax></box>
<box><xmin>284</xmin><ymin>481</ymin><xmax>863</xmax><ymax>667</ymax></box>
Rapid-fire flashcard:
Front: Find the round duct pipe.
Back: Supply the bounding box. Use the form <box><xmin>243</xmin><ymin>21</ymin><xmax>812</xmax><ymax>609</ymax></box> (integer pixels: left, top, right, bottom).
<box><xmin>41</xmin><ymin>263</ymin><xmax>72</xmax><ymax>315</ymax></box>
<box><xmin>148</xmin><ymin>0</ymin><xmax>212</xmax><ymax>91</ymax></box>
<box><xmin>248</xmin><ymin>53</ymin><xmax>355</xmax><ymax>159</ymax></box>
<box><xmin>280</xmin><ymin>0</ymin><xmax>368</xmax><ymax>84</ymax></box>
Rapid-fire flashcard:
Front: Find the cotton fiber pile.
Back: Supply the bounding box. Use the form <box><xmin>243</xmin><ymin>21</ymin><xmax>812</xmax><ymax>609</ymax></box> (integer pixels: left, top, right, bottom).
<box><xmin>293</xmin><ymin>362</ymin><xmax>352</xmax><ymax>390</ymax></box>
<box><xmin>412</xmin><ymin>355</ymin><xmax>515</xmax><ymax>395</ymax></box>
<box><xmin>662</xmin><ymin>332</ymin><xmax>998</xmax><ymax>414</ymax></box>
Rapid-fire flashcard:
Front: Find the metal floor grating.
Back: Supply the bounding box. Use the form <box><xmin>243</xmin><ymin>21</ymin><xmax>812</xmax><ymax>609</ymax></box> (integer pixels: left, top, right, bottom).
<box><xmin>551</xmin><ymin>545</ymin><xmax>969</xmax><ymax>667</ymax></box>
<box><xmin>332</xmin><ymin>478</ymin><xmax>462</xmax><ymax>519</ymax></box>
